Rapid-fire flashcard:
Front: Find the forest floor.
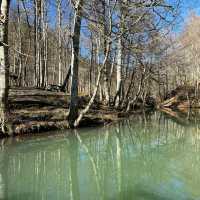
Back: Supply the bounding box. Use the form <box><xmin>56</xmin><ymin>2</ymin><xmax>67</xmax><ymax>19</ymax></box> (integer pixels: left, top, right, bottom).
<box><xmin>159</xmin><ymin>85</ymin><xmax>200</xmax><ymax>109</ymax></box>
<box><xmin>6</xmin><ymin>87</ymin><xmax>140</xmax><ymax>136</ymax></box>
<box><xmin>158</xmin><ymin>85</ymin><xmax>200</xmax><ymax>125</ymax></box>
<box><xmin>5</xmin><ymin>85</ymin><xmax>198</xmax><ymax>136</ymax></box>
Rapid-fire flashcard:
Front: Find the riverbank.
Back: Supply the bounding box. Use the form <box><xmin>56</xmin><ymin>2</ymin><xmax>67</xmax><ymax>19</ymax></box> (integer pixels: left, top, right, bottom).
<box><xmin>3</xmin><ymin>85</ymin><xmax>200</xmax><ymax>137</ymax></box>
<box><xmin>1</xmin><ymin>88</ymin><xmax>150</xmax><ymax>137</ymax></box>
<box><xmin>159</xmin><ymin>85</ymin><xmax>200</xmax><ymax>110</ymax></box>
<box><xmin>10</xmin><ymin>106</ymin><xmax>123</xmax><ymax>136</ymax></box>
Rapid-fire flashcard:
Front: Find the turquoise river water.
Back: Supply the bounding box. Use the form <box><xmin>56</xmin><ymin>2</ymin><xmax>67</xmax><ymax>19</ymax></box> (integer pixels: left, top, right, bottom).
<box><xmin>0</xmin><ymin>112</ymin><xmax>200</xmax><ymax>200</ymax></box>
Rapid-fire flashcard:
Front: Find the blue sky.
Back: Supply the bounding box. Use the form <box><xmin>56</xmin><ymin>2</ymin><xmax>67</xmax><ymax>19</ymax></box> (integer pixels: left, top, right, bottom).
<box><xmin>179</xmin><ymin>0</ymin><xmax>200</xmax><ymax>25</ymax></box>
<box><xmin>181</xmin><ymin>0</ymin><xmax>200</xmax><ymax>15</ymax></box>
<box><xmin>10</xmin><ymin>0</ymin><xmax>200</xmax><ymax>57</ymax></box>
<box><xmin>79</xmin><ymin>0</ymin><xmax>200</xmax><ymax>57</ymax></box>
<box><xmin>10</xmin><ymin>0</ymin><xmax>200</xmax><ymax>30</ymax></box>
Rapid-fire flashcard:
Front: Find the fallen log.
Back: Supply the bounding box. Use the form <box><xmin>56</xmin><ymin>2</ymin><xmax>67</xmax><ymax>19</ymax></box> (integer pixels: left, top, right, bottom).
<box><xmin>160</xmin><ymin>96</ymin><xmax>178</xmax><ymax>108</ymax></box>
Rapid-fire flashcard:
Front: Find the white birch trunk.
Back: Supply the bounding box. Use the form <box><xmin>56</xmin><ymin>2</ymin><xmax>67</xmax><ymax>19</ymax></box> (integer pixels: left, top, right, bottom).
<box><xmin>114</xmin><ymin>0</ymin><xmax>127</xmax><ymax>108</ymax></box>
<box><xmin>0</xmin><ymin>0</ymin><xmax>11</xmax><ymax>134</ymax></box>
<box><xmin>115</xmin><ymin>36</ymin><xmax>122</xmax><ymax>107</ymax></box>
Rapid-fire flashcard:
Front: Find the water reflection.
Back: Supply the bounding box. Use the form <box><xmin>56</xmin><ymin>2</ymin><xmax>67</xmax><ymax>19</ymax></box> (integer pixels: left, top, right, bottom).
<box><xmin>0</xmin><ymin>112</ymin><xmax>200</xmax><ymax>199</ymax></box>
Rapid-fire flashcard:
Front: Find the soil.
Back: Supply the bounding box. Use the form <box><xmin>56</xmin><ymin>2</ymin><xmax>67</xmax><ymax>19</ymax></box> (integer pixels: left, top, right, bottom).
<box><xmin>2</xmin><ymin>88</ymin><xmax>131</xmax><ymax>136</ymax></box>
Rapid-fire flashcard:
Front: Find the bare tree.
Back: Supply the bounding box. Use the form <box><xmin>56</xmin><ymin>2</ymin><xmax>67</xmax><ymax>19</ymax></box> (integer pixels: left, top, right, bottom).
<box><xmin>0</xmin><ymin>0</ymin><xmax>11</xmax><ymax>134</ymax></box>
<box><xmin>57</xmin><ymin>0</ymin><xmax>62</xmax><ymax>86</ymax></box>
<box><xmin>68</xmin><ymin>0</ymin><xmax>84</xmax><ymax>128</ymax></box>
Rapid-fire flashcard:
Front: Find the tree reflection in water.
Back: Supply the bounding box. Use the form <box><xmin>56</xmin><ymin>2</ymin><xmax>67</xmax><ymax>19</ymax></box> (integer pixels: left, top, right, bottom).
<box><xmin>0</xmin><ymin>112</ymin><xmax>200</xmax><ymax>199</ymax></box>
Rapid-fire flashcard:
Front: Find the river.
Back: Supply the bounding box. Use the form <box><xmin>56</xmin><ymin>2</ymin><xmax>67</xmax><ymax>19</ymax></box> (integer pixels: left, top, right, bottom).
<box><xmin>0</xmin><ymin>111</ymin><xmax>200</xmax><ymax>200</ymax></box>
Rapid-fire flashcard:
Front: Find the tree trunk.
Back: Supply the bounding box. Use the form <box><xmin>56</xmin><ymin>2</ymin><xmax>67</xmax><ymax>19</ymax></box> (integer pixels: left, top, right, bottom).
<box><xmin>57</xmin><ymin>0</ymin><xmax>62</xmax><ymax>86</ymax></box>
<box><xmin>60</xmin><ymin>65</ymin><xmax>71</xmax><ymax>92</ymax></box>
<box><xmin>96</xmin><ymin>37</ymin><xmax>103</xmax><ymax>101</ymax></box>
<box><xmin>44</xmin><ymin>19</ymin><xmax>48</xmax><ymax>87</ymax></box>
<box><xmin>121</xmin><ymin>68</ymin><xmax>135</xmax><ymax>108</ymax></box>
<box><xmin>114</xmin><ymin>0</ymin><xmax>126</xmax><ymax>108</ymax></box>
<box><xmin>114</xmin><ymin>36</ymin><xmax>122</xmax><ymax>107</ymax></box>
<box><xmin>103</xmin><ymin>0</ymin><xmax>111</xmax><ymax>105</ymax></box>
<box><xmin>126</xmin><ymin>66</ymin><xmax>146</xmax><ymax>112</ymax></box>
<box><xmin>34</xmin><ymin>0</ymin><xmax>40</xmax><ymax>87</ymax></box>
<box><xmin>40</xmin><ymin>0</ymin><xmax>46</xmax><ymax>88</ymax></box>
<box><xmin>68</xmin><ymin>0</ymin><xmax>84</xmax><ymax>128</ymax></box>
<box><xmin>89</xmin><ymin>34</ymin><xmax>94</xmax><ymax>97</ymax></box>
<box><xmin>0</xmin><ymin>0</ymin><xmax>11</xmax><ymax>135</ymax></box>
<box><xmin>74</xmin><ymin>41</ymin><xmax>111</xmax><ymax>127</ymax></box>
<box><xmin>17</xmin><ymin>0</ymin><xmax>23</xmax><ymax>87</ymax></box>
